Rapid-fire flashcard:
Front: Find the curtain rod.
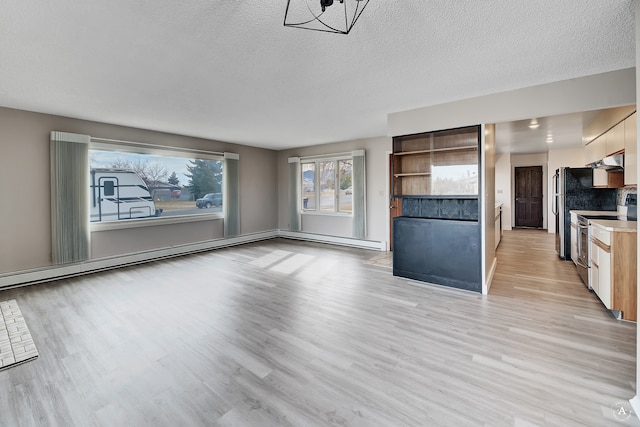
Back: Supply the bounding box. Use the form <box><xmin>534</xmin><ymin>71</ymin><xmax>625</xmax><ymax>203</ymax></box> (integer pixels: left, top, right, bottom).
<box><xmin>90</xmin><ymin>137</ymin><xmax>224</xmax><ymax>157</ymax></box>
<box><xmin>299</xmin><ymin>151</ymin><xmax>353</xmax><ymax>161</ymax></box>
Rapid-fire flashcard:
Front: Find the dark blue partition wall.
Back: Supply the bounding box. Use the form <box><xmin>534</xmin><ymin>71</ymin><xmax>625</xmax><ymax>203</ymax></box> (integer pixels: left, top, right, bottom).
<box><xmin>393</xmin><ymin>217</ymin><xmax>481</xmax><ymax>292</ymax></box>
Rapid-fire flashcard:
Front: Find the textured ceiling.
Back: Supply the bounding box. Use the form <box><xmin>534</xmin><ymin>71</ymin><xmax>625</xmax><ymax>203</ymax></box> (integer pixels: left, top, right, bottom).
<box><xmin>0</xmin><ymin>1</ymin><xmax>635</xmax><ymax>150</ymax></box>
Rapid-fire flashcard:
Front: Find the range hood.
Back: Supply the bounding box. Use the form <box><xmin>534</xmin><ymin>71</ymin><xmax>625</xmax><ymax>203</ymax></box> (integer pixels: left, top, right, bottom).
<box><xmin>589</xmin><ymin>153</ymin><xmax>624</xmax><ymax>171</ymax></box>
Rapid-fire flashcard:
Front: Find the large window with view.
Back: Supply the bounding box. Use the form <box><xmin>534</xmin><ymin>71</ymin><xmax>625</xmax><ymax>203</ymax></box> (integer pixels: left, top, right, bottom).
<box><xmin>302</xmin><ymin>157</ymin><xmax>352</xmax><ymax>214</ymax></box>
<box><xmin>89</xmin><ymin>148</ymin><xmax>223</xmax><ymax>222</ymax></box>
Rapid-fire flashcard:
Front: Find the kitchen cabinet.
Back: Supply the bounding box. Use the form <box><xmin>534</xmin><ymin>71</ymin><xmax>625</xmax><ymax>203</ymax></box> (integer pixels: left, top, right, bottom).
<box><xmin>625</xmin><ymin>112</ymin><xmax>637</xmax><ymax>186</ymax></box>
<box><xmin>589</xmin><ymin>222</ymin><xmax>637</xmax><ymax>321</ymax></box>
<box><xmin>590</xmin><ymin>236</ymin><xmax>600</xmax><ymax>296</ymax></box>
<box><xmin>592</xmin><ymin>169</ymin><xmax>624</xmax><ymax>188</ymax></box>
<box><xmin>591</xmin><ymin>235</ymin><xmax>611</xmax><ymax>308</ymax></box>
<box><xmin>584</xmin><ymin>111</ymin><xmax>635</xmax><ymax>187</ymax></box>
<box><xmin>584</xmin><ymin>134</ymin><xmax>606</xmax><ymax>166</ymax></box>
<box><xmin>606</xmin><ymin>121</ymin><xmax>625</xmax><ymax>155</ymax></box>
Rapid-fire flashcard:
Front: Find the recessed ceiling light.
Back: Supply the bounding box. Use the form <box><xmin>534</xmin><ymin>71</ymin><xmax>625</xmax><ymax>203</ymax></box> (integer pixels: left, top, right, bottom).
<box><xmin>528</xmin><ymin>118</ymin><xmax>540</xmax><ymax>129</ymax></box>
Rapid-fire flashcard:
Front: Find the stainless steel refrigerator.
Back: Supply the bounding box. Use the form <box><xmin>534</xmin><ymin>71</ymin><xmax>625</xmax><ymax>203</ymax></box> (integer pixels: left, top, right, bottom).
<box><xmin>552</xmin><ymin>167</ymin><xmax>617</xmax><ymax>259</ymax></box>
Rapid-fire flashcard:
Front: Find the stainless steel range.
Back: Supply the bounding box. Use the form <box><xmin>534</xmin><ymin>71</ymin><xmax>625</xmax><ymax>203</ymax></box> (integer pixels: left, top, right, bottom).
<box><xmin>576</xmin><ymin>214</ymin><xmax>590</xmax><ymax>286</ymax></box>
<box><xmin>575</xmin><ymin>213</ymin><xmax>621</xmax><ymax>288</ymax></box>
<box><xmin>575</xmin><ymin>208</ymin><xmax>634</xmax><ymax>289</ymax></box>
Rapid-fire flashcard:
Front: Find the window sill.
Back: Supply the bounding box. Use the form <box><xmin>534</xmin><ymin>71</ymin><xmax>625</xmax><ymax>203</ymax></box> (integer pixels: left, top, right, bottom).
<box><xmin>90</xmin><ymin>213</ymin><xmax>224</xmax><ymax>232</ymax></box>
<box><xmin>301</xmin><ymin>211</ymin><xmax>352</xmax><ymax>217</ymax></box>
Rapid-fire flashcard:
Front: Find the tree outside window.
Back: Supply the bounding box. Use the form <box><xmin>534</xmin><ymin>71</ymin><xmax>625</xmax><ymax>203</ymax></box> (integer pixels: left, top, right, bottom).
<box><xmin>301</xmin><ymin>157</ymin><xmax>352</xmax><ymax>214</ymax></box>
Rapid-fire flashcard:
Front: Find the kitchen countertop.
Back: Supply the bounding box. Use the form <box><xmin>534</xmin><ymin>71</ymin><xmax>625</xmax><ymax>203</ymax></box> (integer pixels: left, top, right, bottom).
<box><xmin>590</xmin><ymin>219</ymin><xmax>637</xmax><ymax>233</ymax></box>
<box><xmin>569</xmin><ymin>210</ymin><xmax>618</xmax><ymax>217</ymax></box>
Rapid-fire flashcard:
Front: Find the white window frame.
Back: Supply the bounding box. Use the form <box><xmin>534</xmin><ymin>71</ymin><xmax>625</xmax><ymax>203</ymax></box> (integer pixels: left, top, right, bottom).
<box><xmin>89</xmin><ymin>137</ymin><xmax>225</xmax><ymax>231</ymax></box>
<box><xmin>301</xmin><ymin>154</ymin><xmax>353</xmax><ymax>216</ymax></box>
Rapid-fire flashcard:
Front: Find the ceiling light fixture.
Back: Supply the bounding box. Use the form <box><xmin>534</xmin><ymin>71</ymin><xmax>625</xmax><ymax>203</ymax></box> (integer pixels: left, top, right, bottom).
<box><xmin>546</xmin><ymin>133</ymin><xmax>554</xmax><ymax>144</ymax></box>
<box><xmin>528</xmin><ymin>118</ymin><xmax>540</xmax><ymax>129</ymax></box>
<box><xmin>284</xmin><ymin>0</ymin><xmax>370</xmax><ymax>34</ymax></box>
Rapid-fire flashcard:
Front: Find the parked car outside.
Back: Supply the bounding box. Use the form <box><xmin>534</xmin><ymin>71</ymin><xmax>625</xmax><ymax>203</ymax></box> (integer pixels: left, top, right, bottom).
<box><xmin>345</xmin><ymin>187</ymin><xmax>352</xmax><ymax>195</ymax></box>
<box><xmin>196</xmin><ymin>193</ymin><xmax>222</xmax><ymax>208</ymax></box>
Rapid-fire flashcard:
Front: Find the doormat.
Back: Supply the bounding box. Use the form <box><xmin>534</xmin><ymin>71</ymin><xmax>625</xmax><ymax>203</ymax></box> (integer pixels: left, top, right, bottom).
<box><xmin>0</xmin><ymin>300</ymin><xmax>38</xmax><ymax>371</ymax></box>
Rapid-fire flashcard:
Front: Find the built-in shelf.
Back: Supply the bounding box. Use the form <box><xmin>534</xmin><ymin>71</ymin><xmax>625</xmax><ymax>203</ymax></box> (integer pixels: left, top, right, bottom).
<box><xmin>392</xmin><ymin>126</ymin><xmax>480</xmax><ymax>197</ymax></box>
<box><xmin>392</xmin><ymin>145</ymin><xmax>478</xmax><ymax>157</ymax></box>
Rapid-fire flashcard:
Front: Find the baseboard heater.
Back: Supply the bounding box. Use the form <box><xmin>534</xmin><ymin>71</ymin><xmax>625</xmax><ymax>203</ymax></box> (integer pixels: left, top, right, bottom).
<box><xmin>0</xmin><ymin>230</ymin><xmax>385</xmax><ymax>289</ymax></box>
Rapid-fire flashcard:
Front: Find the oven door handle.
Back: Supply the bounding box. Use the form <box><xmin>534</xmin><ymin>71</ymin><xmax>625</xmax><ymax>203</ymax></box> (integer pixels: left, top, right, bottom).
<box><xmin>576</xmin><ymin>223</ymin><xmax>587</xmax><ymax>260</ymax></box>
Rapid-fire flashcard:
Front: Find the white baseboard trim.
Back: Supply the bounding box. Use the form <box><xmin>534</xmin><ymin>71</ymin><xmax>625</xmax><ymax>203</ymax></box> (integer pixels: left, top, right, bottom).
<box><xmin>277</xmin><ymin>230</ymin><xmax>386</xmax><ymax>251</ymax></box>
<box><xmin>0</xmin><ymin>230</ymin><xmax>278</xmax><ymax>289</ymax></box>
<box><xmin>0</xmin><ymin>229</ymin><xmax>385</xmax><ymax>289</ymax></box>
<box><xmin>483</xmin><ymin>257</ymin><xmax>498</xmax><ymax>295</ymax></box>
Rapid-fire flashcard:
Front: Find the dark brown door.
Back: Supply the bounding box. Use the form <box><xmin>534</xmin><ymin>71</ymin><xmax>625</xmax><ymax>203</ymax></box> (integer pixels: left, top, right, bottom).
<box><xmin>389</xmin><ymin>154</ymin><xmax>402</xmax><ymax>250</ymax></box>
<box><xmin>515</xmin><ymin>166</ymin><xmax>543</xmax><ymax>228</ymax></box>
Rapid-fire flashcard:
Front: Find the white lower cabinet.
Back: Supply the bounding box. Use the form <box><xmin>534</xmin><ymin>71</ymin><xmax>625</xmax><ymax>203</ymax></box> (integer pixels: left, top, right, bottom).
<box><xmin>570</xmin><ymin>222</ymin><xmax>577</xmax><ymax>264</ymax></box>
<box><xmin>591</xmin><ymin>226</ymin><xmax>612</xmax><ymax>309</ymax></box>
<box><xmin>590</xmin><ymin>238</ymin><xmax>599</xmax><ymax>295</ymax></box>
<box><xmin>597</xmin><ymin>243</ymin><xmax>612</xmax><ymax>309</ymax></box>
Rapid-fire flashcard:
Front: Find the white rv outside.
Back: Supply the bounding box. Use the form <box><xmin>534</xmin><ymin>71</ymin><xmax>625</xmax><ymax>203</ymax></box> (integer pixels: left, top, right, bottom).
<box><xmin>90</xmin><ymin>168</ymin><xmax>162</xmax><ymax>222</ymax></box>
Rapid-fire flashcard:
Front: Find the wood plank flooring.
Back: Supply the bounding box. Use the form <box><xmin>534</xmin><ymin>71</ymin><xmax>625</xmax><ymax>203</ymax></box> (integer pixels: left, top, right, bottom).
<box><xmin>0</xmin><ymin>230</ymin><xmax>637</xmax><ymax>426</ymax></box>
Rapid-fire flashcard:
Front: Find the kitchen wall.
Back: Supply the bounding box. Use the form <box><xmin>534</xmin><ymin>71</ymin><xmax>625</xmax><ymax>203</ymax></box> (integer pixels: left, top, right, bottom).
<box><xmin>0</xmin><ymin>107</ymin><xmax>279</xmax><ymax>275</ymax></box>
<box><xmin>277</xmin><ymin>137</ymin><xmax>391</xmax><ymax>246</ymax></box>
<box><xmin>495</xmin><ymin>153</ymin><xmax>512</xmax><ymax>230</ymax></box>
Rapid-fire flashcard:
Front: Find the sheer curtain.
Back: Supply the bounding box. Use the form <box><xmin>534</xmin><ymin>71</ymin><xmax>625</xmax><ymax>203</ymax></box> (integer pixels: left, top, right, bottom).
<box><xmin>50</xmin><ymin>131</ymin><xmax>90</xmax><ymax>264</ymax></box>
<box><xmin>352</xmin><ymin>150</ymin><xmax>366</xmax><ymax>239</ymax></box>
<box><xmin>224</xmin><ymin>152</ymin><xmax>240</xmax><ymax>237</ymax></box>
<box><xmin>288</xmin><ymin>157</ymin><xmax>301</xmax><ymax>231</ymax></box>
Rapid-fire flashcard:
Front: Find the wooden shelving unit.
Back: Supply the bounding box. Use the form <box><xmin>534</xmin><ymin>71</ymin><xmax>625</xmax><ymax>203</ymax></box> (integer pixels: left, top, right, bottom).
<box><xmin>393</xmin><ymin>145</ymin><xmax>478</xmax><ymax>156</ymax></box>
<box><xmin>392</xmin><ymin>126</ymin><xmax>479</xmax><ymax>197</ymax></box>
<box><xmin>391</xmin><ymin>125</ymin><xmax>482</xmax><ymax>292</ymax></box>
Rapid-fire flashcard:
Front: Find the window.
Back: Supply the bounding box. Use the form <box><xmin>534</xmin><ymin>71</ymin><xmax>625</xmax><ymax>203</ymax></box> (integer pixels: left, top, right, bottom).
<box><xmin>89</xmin><ymin>147</ymin><xmax>223</xmax><ymax>222</ymax></box>
<box><xmin>302</xmin><ymin>157</ymin><xmax>352</xmax><ymax>214</ymax></box>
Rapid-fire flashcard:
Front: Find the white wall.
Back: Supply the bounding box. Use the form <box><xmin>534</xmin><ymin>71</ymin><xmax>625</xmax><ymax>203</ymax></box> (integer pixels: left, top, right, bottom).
<box><xmin>277</xmin><ymin>136</ymin><xmax>391</xmax><ymax>247</ymax></box>
<box><xmin>0</xmin><ymin>107</ymin><xmax>279</xmax><ymax>275</ymax></box>
<box><xmin>546</xmin><ymin>146</ymin><xmax>586</xmax><ymax>234</ymax></box>
<box><xmin>495</xmin><ymin>152</ymin><xmax>512</xmax><ymax>230</ymax></box>
<box><xmin>388</xmin><ymin>68</ymin><xmax>636</xmax><ymax>137</ymax></box>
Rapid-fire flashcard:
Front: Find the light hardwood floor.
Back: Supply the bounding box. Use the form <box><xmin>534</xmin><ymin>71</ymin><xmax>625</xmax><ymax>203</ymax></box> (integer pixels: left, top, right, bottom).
<box><xmin>0</xmin><ymin>230</ymin><xmax>637</xmax><ymax>426</ymax></box>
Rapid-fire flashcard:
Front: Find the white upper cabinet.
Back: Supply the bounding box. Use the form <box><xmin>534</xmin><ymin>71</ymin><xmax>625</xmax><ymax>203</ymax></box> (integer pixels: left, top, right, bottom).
<box><xmin>585</xmin><ymin>134</ymin><xmax>606</xmax><ymax>165</ymax></box>
<box><xmin>606</xmin><ymin>121</ymin><xmax>625</xmax><ymax>155</ymax></box>
<box><xmin>625</xmin><ymin>112</ymin><xmax>637</xmax><ymax>186</ymax></box>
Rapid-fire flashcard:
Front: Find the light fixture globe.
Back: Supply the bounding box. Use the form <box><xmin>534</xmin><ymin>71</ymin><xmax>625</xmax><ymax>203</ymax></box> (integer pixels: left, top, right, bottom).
<box><xmin>284</xmin><ymin>0</ymin><xmax>370</xmax><ymax>34</ymax></box>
